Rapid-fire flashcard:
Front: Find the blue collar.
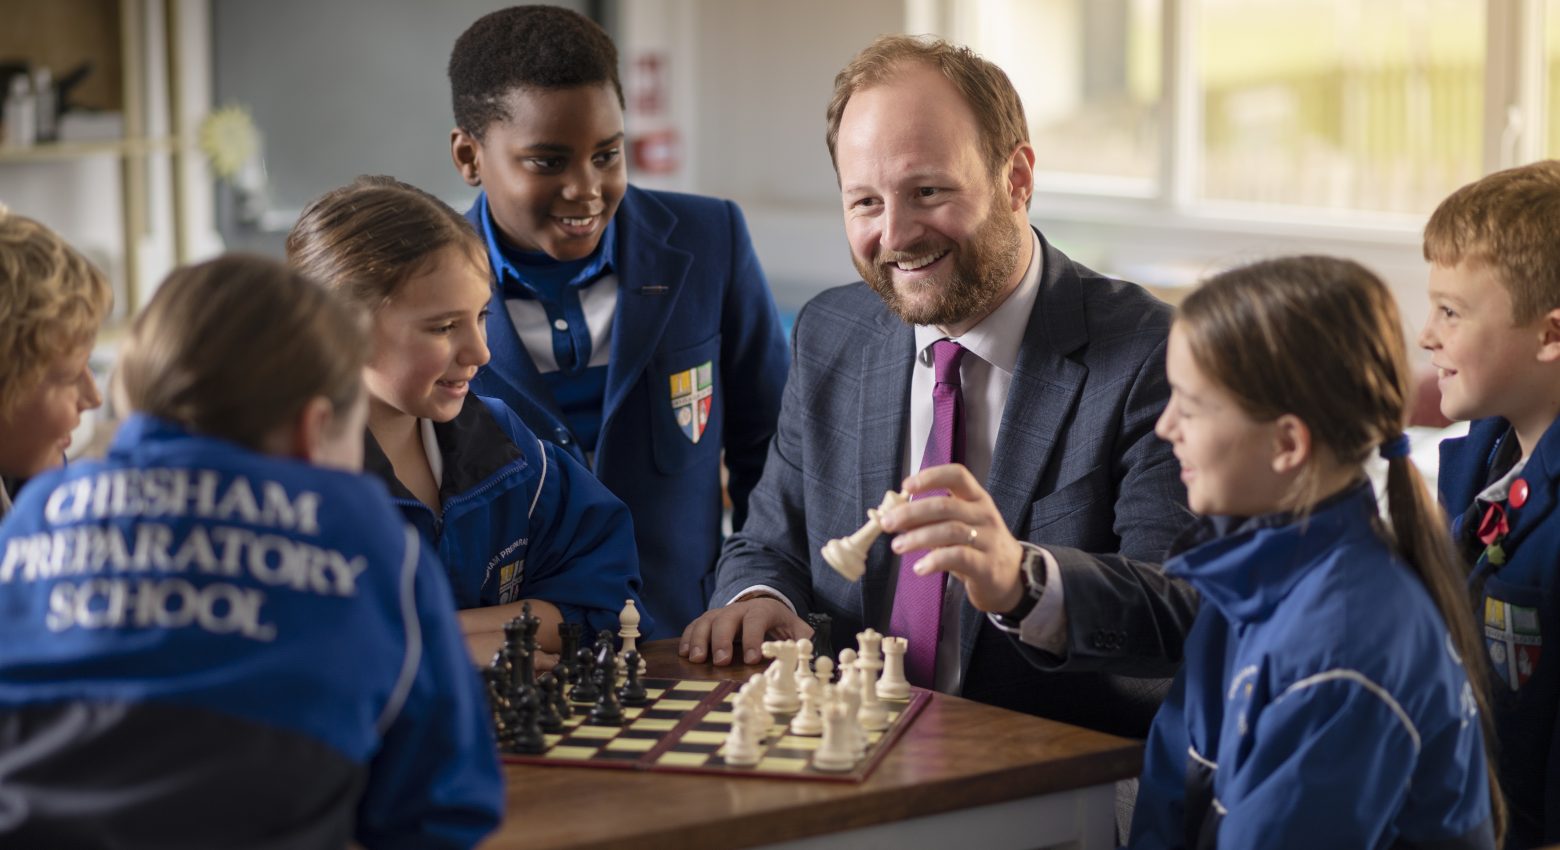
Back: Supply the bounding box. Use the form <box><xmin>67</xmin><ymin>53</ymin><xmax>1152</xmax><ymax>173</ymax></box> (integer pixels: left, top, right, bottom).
<box><xmin>109</xmin><ymin>414</ymin><xmax>198</xmax><ymax>456</ymax></box>
<box><xmin>1165</xmin><ymin>482</ymin><xmax>1381</xmax><ymax>623</ymax></box>
<box><xmin>478</xmin><ymin>191</ymin><xmax>617</xmax><ymax>301</ymax></box>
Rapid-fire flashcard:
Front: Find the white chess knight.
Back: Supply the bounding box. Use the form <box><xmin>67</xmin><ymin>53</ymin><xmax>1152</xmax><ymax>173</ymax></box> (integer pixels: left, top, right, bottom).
<box><xmin>821</xmin><ymin>489</ymin><xmax>908</xmax><ymax>581</ymax></box>
<box><xmin>617</xmin><ymin>599</ymin><xmax>647</xmax><ymax>675</ymax></box>
<box><xmin>761</xmin><ymin>641</ymin><xmax>802</xmax><ymax>713</ymax></box>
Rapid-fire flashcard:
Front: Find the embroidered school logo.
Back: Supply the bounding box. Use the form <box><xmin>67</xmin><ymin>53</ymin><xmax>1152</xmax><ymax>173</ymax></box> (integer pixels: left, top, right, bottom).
<box><xmin>1485</xmin><ymin>597</ymin><xmax>1541</xmax><ymax>691</ymax></box>
<box><xmin>497</xmin><ymin>560</ymin><xmax>525</xmax><ymax>605</ymax></box>
<box><xmin>669</xmin><ymin>360</ymin><xmax>714</xmax><ymax>444</ymax></box>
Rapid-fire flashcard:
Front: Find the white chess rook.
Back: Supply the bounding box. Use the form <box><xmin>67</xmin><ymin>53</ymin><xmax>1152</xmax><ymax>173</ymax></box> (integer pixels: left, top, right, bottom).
<box><xmin>877</xmin><ymin>636</ymin><xmax>911</xmax><ymax>700</ymax></box>
<box><xmin>821</xmin><ymin>489</ymin><xmax>908</xmax><ymax>581</ymax></box>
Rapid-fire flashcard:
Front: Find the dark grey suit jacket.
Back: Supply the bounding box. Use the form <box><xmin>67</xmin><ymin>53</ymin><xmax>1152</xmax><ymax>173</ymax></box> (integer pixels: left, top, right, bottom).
<box><xmin>710</xmin><ymin>232</ymin><xmax>1199</xmax><ymax>738</ymax></box>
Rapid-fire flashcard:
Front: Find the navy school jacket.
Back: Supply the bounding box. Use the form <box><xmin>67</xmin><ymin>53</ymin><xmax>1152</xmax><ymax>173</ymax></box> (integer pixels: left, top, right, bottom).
<box><xmin>0</xmin><ymin>415</ymin><xmax>502</xmax><ymax>849</ymax></box>
<box><xmin>1442</xmin><ymin>415</ymin><xmax>1560</xmax><ymax>849</ymax></box>
<box><xmin>363</xmin><ymin>393</ymin><xmax>651</xmax><ymax>638</ymax></box>
<box><xmin>1131</xmin><ymin>484</ymin><xmax>1493</xmax><ymax>850</ymax></box>
<box><xmin>467</xmin><ymin>186</ymin><xmax>788</xmax><ymax>639</ymax></box>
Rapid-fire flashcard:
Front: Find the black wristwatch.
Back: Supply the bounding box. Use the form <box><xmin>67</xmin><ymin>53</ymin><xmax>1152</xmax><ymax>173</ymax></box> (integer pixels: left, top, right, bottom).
<box><xmin>992</xmin><ymin>543</ymin><xmax>1048</xmax><ymax>629</ymax></box>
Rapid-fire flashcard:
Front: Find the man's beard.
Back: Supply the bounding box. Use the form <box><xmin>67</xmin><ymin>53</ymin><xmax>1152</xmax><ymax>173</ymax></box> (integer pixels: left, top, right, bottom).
<box><xmin>854</xmin><ymin>193</ymin><xmax>1023</xmax><ymax>329</ymax></box>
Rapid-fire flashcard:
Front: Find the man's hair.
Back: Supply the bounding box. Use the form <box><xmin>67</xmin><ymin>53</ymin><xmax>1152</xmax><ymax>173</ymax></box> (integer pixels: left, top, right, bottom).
<box><xmin>0</xmin><ymin>210</ymin><xmax>111</xmax><ymax>418</ymax></box>
<box><xmin>825</xmin><ymin>34</ymin><xmax>1029</xmax><ymax>178</ymax></box>
<box><xmin>448</xmin><ymin>4</ymin><xmax>623</xmax><ymax>139</ymax></box>
<box><xmin>1424</xmin><ymin>159</ymin><xmax>1560</xmax><ymax>323</ymax></box>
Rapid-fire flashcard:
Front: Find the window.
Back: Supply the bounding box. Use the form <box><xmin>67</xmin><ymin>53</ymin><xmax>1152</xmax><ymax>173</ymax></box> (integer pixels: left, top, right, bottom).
<box><xmin>941</xmin><ymin>0</ymin><xmax>1546</xmax><ymax>220</ymax></box>
<box><xmin>945</xmin><ymin>0</ymin><xmax>1161</xmax><ymax>191</ymax></box>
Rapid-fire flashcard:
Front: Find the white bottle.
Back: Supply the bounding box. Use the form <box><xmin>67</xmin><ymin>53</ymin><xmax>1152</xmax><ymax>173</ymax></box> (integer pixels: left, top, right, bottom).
<box><xmin>32</xmin><ymin>67</ymin><xmax>54</xmax><ymax>143</ymax></box>
<box><xmin>4</xmin><ymin>74</ymin><xmax>35</xmax><ymax>148</ymax></box>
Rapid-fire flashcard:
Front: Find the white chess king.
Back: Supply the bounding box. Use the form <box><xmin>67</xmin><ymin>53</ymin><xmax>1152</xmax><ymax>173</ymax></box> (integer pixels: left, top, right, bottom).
<box><xmin>822</xmin><ymin>489</ymin><xmax>908</xmax><ymax>581</ymax></box>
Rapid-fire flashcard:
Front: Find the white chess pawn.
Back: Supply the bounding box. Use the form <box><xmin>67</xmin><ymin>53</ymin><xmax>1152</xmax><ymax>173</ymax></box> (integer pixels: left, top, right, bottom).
<box><xmin>794</xmin><ymin>638</ymin><xmax>815</xmax><ymax>686</ymax></box>
<box><xmin>790</xmin><ymin>676</ymin><xmax>823</xmax><ymax>736</ymax></box>
<box><xmin>724</xmin><ymin>700</ymin><xmax>761</xmax><ymax>766</ymax></box>
<box><xmin>617</xmin><ymin>599</ymin><xmax>647</xmax><ymax>675</ymax></box>
<box><xmin>837</xmin><ymin>661</ymin><xmax>866</xmax><ymax>759</ymax></box>
<box><xmin>747</xmin><ymin>673</ymin><xmax>775</xmax><ymax>734</ymax></box>
<box><xmin>821</xmin><ymin>489</ymin><xmax>908</xmax><ymax>581</ymax></box>
<box><xmin>877</xmin><ymin>636</ymin><xmax>911</xmax><ymax>700</ymax></box>
<box><xmin>814</xmin><ymin>654</ymin><xmax>835</xmax><ymax>686</ymax></box>
<box><xmin>761</xmin><ymin>640</ymin><xmax>801</xmax><ymax>713</ymax></box>
<box><xmin>811</xmin><ymin>702</ymin><xmax>856</xmax><ymax>772</ymax></box>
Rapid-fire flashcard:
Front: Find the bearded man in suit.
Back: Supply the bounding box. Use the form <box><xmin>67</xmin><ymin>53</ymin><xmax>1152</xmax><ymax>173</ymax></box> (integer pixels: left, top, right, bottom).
<box><xmin>680</xmin><ymin>34</ymin><xmax>1197</xmax><ymax>738</ymax></box>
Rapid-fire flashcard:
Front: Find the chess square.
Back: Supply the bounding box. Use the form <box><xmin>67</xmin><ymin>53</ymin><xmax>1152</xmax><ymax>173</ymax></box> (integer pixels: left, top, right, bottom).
<box><xmin>605</xmin><ymin>737</ymin><xmax>656</xmax><ymax>752</ymax></box>
<box><xmin>757</xmin><ymin>756</ymin><xmax>809</xmax><ymax>771</ymax></box>
<box><xmin>657</xmin><ymin>751</ymin><xmax>710</xmax><ymax>767</ymax></box>
<box><xmin>680</xmin><ymin>730</ymin><xmax>726</xmax><ymax>745</ymax></box>
<box><xmin>549</xmin><ymin>746</ymin><xmax>598</xmax><ymax>760</ymax></box>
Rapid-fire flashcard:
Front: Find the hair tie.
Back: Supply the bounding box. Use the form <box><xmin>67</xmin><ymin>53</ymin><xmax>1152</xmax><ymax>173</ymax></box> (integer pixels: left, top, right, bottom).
<box><xmin>1379</xmin><ymin>433</ymin><xmax>1412</xmax><ymax>460</ymax></box>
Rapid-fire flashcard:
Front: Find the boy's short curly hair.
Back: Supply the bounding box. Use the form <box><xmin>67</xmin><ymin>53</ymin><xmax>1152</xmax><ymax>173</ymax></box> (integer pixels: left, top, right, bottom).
<box><xmin>0</xmin><ymin>210</ymin><xmax>111</xmax><ymax>418</ymax></box>
<box><xmin>1424</xmin><ymin>160</ymin><xmax>1560</xmax><ymax>323</ymax></box>
<box><xmin>448</xmin><ymin>5</ymin><xmax>623</xmax><ymax>139</ymax></box>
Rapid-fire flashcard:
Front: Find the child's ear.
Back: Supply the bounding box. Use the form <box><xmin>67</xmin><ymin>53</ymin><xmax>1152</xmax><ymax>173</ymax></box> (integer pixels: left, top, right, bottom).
<box><xmin>1270</xmin><ymin>413</ymin><xmax>1311</xmax><ymax>475</ymax></box>
<box><xmin>450</xmin><ymin>127</ymin><xmax>482</xmax><ymax>187</ymax></box>
<box><xmin>1536</xmin><ymin>307</ymin><xmax>1560</xmax><ymax>363</ymax></box>
<box><xmin>269</xmin><ymin>394</ymin><xmax>333</xmax><ymax>461</ymax></box>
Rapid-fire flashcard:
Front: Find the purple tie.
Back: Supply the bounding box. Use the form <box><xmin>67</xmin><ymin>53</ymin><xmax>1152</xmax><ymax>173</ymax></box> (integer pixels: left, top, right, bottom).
<box><xmin>890</xmin><ymin>339</ymin><xmax>966</xmax><ymax>689</ymax></box>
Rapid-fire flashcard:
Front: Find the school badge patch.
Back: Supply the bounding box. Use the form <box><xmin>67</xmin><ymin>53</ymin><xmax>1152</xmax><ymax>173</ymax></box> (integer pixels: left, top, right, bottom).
<box><xmin>497</xmin><ymin>560</ymin><xmax>525</xmax><ymax>605</ymax></box>
<box><xmin>1485</xmin><ymin>597</ymin><xmax>1541</xmax><ymax>691</ymax></box>
<box><xmin>669</xmin><ymin>360</ymin><xmax>714</xmax><ymax>444</ymax></box>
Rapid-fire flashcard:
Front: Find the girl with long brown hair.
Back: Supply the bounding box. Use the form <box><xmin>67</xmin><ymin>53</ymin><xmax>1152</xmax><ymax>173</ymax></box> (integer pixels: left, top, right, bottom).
<box><xmin>1130</xmin><ymin>256</ymin><xmax>1503</xmax><ymax>849</ymax></box>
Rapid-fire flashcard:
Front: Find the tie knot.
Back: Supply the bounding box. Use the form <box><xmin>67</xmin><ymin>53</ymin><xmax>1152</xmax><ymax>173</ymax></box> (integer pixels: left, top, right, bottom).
<box><xmin>931</xmin><ymin>339</ymin><xmax>966</xmax><ymax>386</ymax></box>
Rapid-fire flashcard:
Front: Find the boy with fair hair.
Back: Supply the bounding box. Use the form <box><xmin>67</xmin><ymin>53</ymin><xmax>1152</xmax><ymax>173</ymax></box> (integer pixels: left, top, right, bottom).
<box><xmin>1422</xmin><ymin>159</ymin><xmax>1560</xmax><ymax>850</ymax></box>
<box><xmin>0</xmin><ymin>210</ymin><xmax>110</xmax><ymax>518</ymax></box>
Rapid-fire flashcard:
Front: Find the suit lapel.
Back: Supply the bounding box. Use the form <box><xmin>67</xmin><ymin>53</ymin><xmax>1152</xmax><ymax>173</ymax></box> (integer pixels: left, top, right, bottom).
<box><xmin>858</xmin><ymin>312</ymin><xmax>915</xmax><ymax>629</ymax></box>
<box><xmin>959</xmin><ymin>234</ymin><xmax>1089</xmax><ymax>658</ymax></box>
<box><xmin>602</xmin><ymin>188</ymin><xmax>692</xmax><ymax>448</ymax></box>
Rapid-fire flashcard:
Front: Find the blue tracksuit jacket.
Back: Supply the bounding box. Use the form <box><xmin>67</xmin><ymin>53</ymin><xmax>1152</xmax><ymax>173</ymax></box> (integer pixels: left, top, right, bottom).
<box><xmin>1442</xmin><ymin>415</ymin><xmax>1560</xmax><ymax>849</ymax></box>
<box><xmin>1131</xmin><ymin>484</ymin><xmax>1493</xmax><ymax>850</ymax></box>
<box><xmin>467</xmin><ymin>186</ymin><xmax>788</xmax><ymax>639</ymax></box>
<box><xmin>0</xmin><ymin>415</ymin><xmax>502</xmax><ymax>849</ymax></box>
<box><xmin>363</xmin><ymin>393</ymin><xmax>651</xmax><ymax>638</ymax></box>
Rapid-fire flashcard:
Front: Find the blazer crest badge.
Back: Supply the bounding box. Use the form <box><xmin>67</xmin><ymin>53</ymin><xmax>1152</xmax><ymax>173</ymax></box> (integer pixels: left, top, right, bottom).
<box><xmin>669</xmin><ymin>360</ymin><xmax>714</xmax><ymax>444</ymax></box>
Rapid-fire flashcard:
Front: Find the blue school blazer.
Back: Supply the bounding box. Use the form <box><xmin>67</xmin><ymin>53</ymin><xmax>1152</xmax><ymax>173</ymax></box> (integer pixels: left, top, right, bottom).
<box><xmin>467</xmin><ymin>185</ymin><xmax>789</xmax><ymax>640</ymax></box>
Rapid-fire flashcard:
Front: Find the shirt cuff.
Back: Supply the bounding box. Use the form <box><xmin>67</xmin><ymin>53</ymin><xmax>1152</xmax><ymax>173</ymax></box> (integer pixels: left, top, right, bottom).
<box><xmin>986</xmin><ymin>545</ymin><xmax>1068</xmax><ymax>655</ymax></box>
<box><xmin>725</xmin><ymin>585</ymin><xmax>798</xmax><ymax>615</ymax></box>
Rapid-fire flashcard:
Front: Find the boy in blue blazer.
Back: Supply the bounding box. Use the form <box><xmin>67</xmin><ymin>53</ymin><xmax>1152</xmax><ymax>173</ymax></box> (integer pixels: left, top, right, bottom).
<box><xmin>447</xmin><ymin>6</ymin><xmax>788</xmax><ymax>640</ymax></box>
<box><xmin>1422</xmin><ymin>159</ymin><xmax>1560</xmax><ymax>850</ymax></box>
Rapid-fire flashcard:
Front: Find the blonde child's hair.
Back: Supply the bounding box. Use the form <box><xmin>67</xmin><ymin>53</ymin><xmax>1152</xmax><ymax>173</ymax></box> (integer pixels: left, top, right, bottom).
<box><xmin>0</xmin><ymin>211</ymin><xmax>111</xmax><ymax>417</ymax></box>
<box><xmin>1424</xmin><ymin>159</ymin><xmax>1560</xmax><ymax>323</ymax></box>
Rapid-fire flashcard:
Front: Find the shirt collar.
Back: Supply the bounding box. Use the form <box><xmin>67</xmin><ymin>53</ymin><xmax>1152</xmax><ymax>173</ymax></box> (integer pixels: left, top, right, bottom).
<box><xmin>913</xmin><ymin>228</ymin><xmax>1043</xmax><ymax>370</ymax></box>
<box><xmin>479</xmin><ymin>191</ymin><xmax>617</xmax><ymax>297</ymax></box>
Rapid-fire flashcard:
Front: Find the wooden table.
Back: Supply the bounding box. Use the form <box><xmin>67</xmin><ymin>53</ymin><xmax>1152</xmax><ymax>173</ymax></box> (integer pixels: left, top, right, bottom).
<box><xmin>482</xmin><ymin>640</ymin><xmax>1144</xmax><ymax>850</ymax></box>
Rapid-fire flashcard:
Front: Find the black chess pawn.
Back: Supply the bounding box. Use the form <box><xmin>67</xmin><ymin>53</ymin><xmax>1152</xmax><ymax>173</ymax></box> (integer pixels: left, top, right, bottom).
<box><xmin>617</xmin><ymin>650</ymin><xmax>649</xmax><ymax>707</ymax></box>
<box><xmin>511</xmin><ymin>686</ymin><xmax>546</xmax><ymax>754</ymax></box>
<box><xmin>556</xmin><ymin>622</ymin><xmax>581</xmax><ymax>684</ymax></box>
<box><xmin>569</xmin><ymin>646</ymin><xmax>599</xmax><ymax>703</ymax></box>
<box><xmin>587</xmin><ymin>652</ymin><xmax>624</xmax><ymax>726</ymax></box>
<box><xmin>549</xmin><ymin>667</ymin><xmax>572</xmax><ymax>721</ymax></box>
<box><xmin>537</xmin><ymin>673</ymin><xmax>565</xmax><ymax>732</ymax></box>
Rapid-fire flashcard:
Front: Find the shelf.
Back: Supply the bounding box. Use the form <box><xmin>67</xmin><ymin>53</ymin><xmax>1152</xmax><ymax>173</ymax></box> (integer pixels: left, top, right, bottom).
<box><xmin>0</xmin><ymin>136</ymin><xmax>180</xmax><ymax>163</ymax></box>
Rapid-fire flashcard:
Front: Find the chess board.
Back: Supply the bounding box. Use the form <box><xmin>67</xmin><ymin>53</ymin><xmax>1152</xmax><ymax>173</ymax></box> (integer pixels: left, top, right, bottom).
<box><xmin>500</xmin><ymin>676</ymin><xmax>930</xmax><ymax>782</ymax></box>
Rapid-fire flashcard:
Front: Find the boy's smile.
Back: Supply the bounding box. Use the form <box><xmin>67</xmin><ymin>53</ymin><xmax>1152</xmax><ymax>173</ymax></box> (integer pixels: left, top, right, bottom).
<box><xmin>455</xmin><ymin>83</ymin><xmax>627</xmax><ymax>262</ymax></box>
<box><xmin>1419</xmin><ymin>261</ymin><xmax>1557</xmax><ymax>452</ymax></box>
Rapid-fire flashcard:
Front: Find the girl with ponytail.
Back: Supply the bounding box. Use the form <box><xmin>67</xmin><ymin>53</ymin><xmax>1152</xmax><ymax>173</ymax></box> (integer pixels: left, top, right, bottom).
<box><xmin>1129</xmin><ymin>256</ymin><xmax>1503</xmax><ymax>849</ymax></box>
